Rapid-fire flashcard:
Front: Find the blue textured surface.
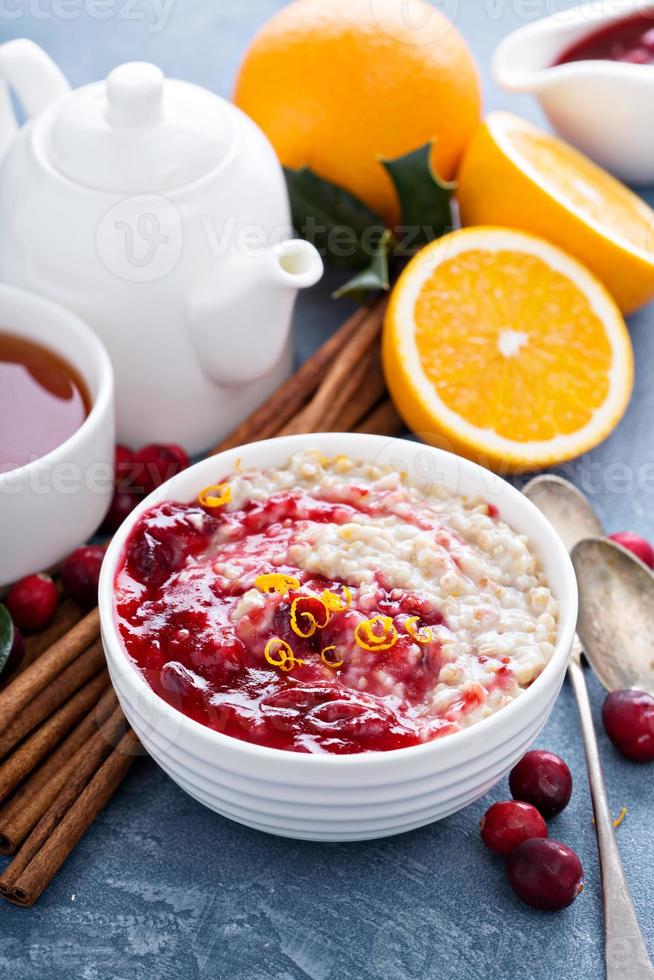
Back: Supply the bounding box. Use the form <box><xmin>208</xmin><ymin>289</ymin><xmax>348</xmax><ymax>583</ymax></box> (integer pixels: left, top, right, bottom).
<box><xmin>1</xmin><ymin>2</ymin><xmax>653</xmax><ymax>977</ymax></box>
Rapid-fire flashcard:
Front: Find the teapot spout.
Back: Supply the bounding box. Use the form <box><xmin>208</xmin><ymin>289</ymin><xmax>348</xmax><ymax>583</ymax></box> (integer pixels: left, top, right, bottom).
<box><xmin>188</xmin><ymin>240</ymin><xmax>323</xmax><ymax>389</ymax></box>
<box><xmin>269</xmin><ymin>239</ymin><xmax>323</xmax><ymax>290</ymax></box>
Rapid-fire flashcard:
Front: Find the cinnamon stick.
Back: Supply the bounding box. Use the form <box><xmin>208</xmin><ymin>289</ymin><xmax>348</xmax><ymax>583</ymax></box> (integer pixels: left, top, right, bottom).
<box><xmin>0</xmin><ymin>639</ymin><xmax>106</xmax><ymax>760</ymax></box>
<box><xmin>4</xmin><ymin>728</ymin><xmax>139</xmax><ymax>907</ymax></box>
<box><xmin>211</xmin><ymin>303</ymin><xmax>372</xmax><ymax>453</ymax></box>
<box><xmin>0</xmin><ymin>686</ymin><xmax>117</xmax><ymax>854</ymax></box>
<box><xmin>0</xmin><ymin>608</ymin><xmax>100</xmax><ymax>735</ymax></box>
<box><xmin>282</xmin><ymin>344</ymin><xmax>377</xmax><ymax>435</ymax></box>
<box><xmin>355</xmin><ymin>398</ymin><xmax>404</xmax><ymax>436</ymax></box>
<box><xmin>21</xmin><ymin>600</ymin><xmax>84</xmax><ymax>672</ymax></box>
<box><xmin>281</xmin><ymin>299</ymin><xmax>387</xmax><ymax>436</ymax></box>
<box><xmin>0</xmin><ymin>670</ymin><xmax>108</xmax><ymax>804</ymax></box>
<box><xmin>0</xmin><ymin>706</ymin><xmax>129</xmax><ymax>893</ymax></box>
<box><xmin>329</xmin><ymin>346</ymin><xmax>386</xmax><ymax>432</ymax></box>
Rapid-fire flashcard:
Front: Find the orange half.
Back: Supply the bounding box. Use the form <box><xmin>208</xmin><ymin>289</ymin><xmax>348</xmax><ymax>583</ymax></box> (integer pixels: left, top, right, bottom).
<box><xmin>457</xmin><ymin>112</ymin><xmax>654</xmax><ymax>314</ymax></box>
<box><xmin>383</xmin><ymin>227</ymin><xmax>634</xmax><ymax>472</ymax></box>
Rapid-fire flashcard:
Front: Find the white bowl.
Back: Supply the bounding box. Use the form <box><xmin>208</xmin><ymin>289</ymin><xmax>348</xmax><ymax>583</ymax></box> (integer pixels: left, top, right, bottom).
<box><xmin>0</xmin><ymin>284</ymin><xmax>114</xmax><ymax>588</ymax></box>
<box><xmin>99</xmin><ymin>433</ymin><xmax>577</xmax><ymax>841</ymax></box>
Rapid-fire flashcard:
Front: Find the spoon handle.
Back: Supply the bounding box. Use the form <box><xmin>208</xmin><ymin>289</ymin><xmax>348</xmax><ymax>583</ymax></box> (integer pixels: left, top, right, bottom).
<box><xmin>568</xmin><ymin>645</ymin><xmax>654</xmax><ymax>979</ymax></box>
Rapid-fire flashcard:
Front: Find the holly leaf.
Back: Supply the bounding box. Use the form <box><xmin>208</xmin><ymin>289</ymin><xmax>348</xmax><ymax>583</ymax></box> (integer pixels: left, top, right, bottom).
<box><xmin>381</xmin><ymin>142</ymin><xmax>456</xmax><ymax>251</ymax></box>
<box><xmin>0</xmin><ymin>603</ymin><xmax>14</xmax><ymax>678</ymax></box>
<box><xmin>332</xmin><ymin>229</ymin><xmax>393</xmax><ymax>302</ymax></box>
<box><xmin>284</xmin><ymin>166</ymin><xmax>387</xmax><ymax>270</ymax></box>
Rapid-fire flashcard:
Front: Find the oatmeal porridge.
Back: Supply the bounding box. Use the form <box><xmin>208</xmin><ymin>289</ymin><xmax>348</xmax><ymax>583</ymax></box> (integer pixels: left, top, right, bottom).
<box><xmin>114</xmin><ymin>451</ymin><xmax>559</xmax><ymax>754</ymax></box>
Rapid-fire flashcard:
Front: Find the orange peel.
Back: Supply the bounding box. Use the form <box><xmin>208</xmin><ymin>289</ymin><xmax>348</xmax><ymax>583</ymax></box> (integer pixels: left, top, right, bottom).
<box><xmin>290</xmin><ymin>596</ymin><xmax>330</xmax><ymax>638</ymax></box>
<box><xmin>321</xmin><ymin>645</ymin><xmax>344</xmax><ymax>669</ymax></box>
<box><xmin>404</xmin><ymin>616</ymin><xmax>433</xmax><ymax>644</ymax></box>
<box><xmin>198</xmin><ymin>483</ymin><xmax>232</xmax><ymax>508</ymax></box>
<box><xmin>321</xmin><ymin>586</ymin><xmax>352</xmax><ymax>613</ymax></box>
<box><xmin>264</xmin><ymin>637</ymin><xmax>305</xmax><ymax>672</ymax></box>
<box><xmin>354</xmin><ymin>615</ymin><xmax>397</xmax><ymax>652</ymax></box>
<box><xmin>254</xmin><ymin>573</ymin><xmax>301</xmax><ymax>596</ymax></box>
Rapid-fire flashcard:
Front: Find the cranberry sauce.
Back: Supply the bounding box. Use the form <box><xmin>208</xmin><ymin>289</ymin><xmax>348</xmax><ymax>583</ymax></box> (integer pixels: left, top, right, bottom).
<box><xmin>115</xmin><ymin>490</ymin><xmax>460</xmax><ymax>754</ymax></box>
<box><xmin>0</xmin><ymin>332</ymin><xmax>90</xmax><ymax>474</ymax></box>
<box><xmin>555</xmin><ymin>11</ymin><xmax>654</xmax><ymax>66</ymax></box>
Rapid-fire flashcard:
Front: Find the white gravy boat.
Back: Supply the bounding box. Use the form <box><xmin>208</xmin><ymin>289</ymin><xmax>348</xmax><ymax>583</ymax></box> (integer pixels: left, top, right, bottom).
<box><xmin>493</xmin><ymin>0</ymin><xmax>654</xmax><ymax>184</ymax></box>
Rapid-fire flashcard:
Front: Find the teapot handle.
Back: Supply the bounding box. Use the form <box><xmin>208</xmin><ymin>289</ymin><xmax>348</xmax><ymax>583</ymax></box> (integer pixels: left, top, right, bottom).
<box><xmin>0</xmin><ymin>39</ymin><xmax>69</xmax><ymax>157</ymax></box>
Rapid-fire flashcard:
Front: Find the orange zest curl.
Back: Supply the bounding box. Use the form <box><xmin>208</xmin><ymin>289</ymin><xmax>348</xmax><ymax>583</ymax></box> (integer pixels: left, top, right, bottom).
<box><xmin>290</xmin><ymin>596</ymin><xmax>330</xmax><ymax>638</ymax></box>
<box><xmin>613</xmin><ymin>806</ymin><xmax>627</xmax><ymax>829</ymax></box>
<box><xmin>254</xmin><ymin>573</ymin><xmax>301</xmax><ymax>596</ymax></box>
<box><xmin>321</xmin><ymin>586</ymin><xmax>353</xmax><ymax>613</ymax></box>
<box><xmin>321</xmin><ymin>645</ymin><xmax>344</xmax><ymax>669</ymax></box>
<box><xmin>354</xmin><ymin>615</ymin><xmax>397</xmax><ymax>652</ymax></box>
<box><xmin>404</xmin><ymin>616</ymin><xmax>433</xmax><ymax>644</ymax></box>
<box><xmin>264</xmin><ymin>637</ymin><xmax>306</xmax><ymax>673</ymax></box>
<box><xmin>198</xmin><ymin>483</ymin><xmax>232</xmax><ymax>508</ymax></box>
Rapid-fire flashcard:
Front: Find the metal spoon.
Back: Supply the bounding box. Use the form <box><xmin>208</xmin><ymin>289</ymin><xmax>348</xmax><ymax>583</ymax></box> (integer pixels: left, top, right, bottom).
<box><xmin>523</xmin><ymin>475</ymin><xmax>653</xmax><ymax>980</ymax></box>
<box><xmin>573</xmin><ymin>537</ymin><xmax>654</xmax><ymax>697</ymax></box>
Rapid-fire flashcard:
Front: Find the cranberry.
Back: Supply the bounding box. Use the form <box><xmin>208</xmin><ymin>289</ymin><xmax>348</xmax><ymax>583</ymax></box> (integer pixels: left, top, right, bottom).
<box><xmin>509</xmin><ymin>750</ymin><xmax>572</xmax><ymax>817</ymax></box>
<box><xmin>161</xmin><ymin>661</ymin><xmax>201</xmax><ymax>698</ymax></box>
<box><xmin>163</xmin><ymin>444</ymin><xmax>190</xmax><ymax>471</ymax></box>
<box><xmin>608</xmin><ymin>531</ymin><xmax>654</xmax><ymax>569</ymax></box>
<box><xmin>6</xmin><ymin>573</ymin><xmax>59</xmax><ymax>633</ymax></box>
<box><xmin>133</xmin><ymin>444</ymin><xmax>189</xmax><ymax>495</ymax></box>
<box><xmin>621</xmin><ymin>47</ymin><xmax>651</xmax><ymax>64</ymax></box>
<box><xmin>602</xmin><ymin>689</ymin><xmax>654</xmax><ymax>762</ymax></box>
<box><xmin>479</xmin><ymin>800</ymin><xmax>548</xmax><ymax>856</ymax></box>
<box><xmin>61</xmin><ymin>545</ymin><xmax>105</xmax><ymax>608</ymax></box>
<box><xmin>506</xmin><ymin>839</ymin><xmax>584</xmax><ymax>911</ymax></box>
<box><xmin>103</xmin><ymin>487</ymin><xmax>143</xmax><ymax>533</ymax></box>
<box><xmin>114</xmin><ymin>444</ymin><xmax>136</xmax><ymax>486</ymax></box>
<box><xmin>127</xmin><ymin>533</ymin><xmax>176</xmax><ymax>589</ymax></box>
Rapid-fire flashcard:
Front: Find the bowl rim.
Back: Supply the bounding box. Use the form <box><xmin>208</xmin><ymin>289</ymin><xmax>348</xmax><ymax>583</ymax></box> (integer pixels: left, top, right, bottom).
<box><xmin>0</xmin><ymin>282</ymin><xmax>114</xmax><ymax>485</ymax></box>
<box><xmin>99</xmin><ymin>432</ymin><xmax>577</xmax><ymax>768</ymax></box>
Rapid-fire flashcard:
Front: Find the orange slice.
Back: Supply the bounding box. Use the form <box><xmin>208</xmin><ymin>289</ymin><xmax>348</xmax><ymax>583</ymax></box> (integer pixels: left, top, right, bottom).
<box><xmin>382</xmin><ymin>227</ymin><xmax>634</xmax><ymax>473</ymax></box>
<box><xmin>457</xmin><ymin>112</ymin><xmax>654</xmax><ymax>314</ymax></box>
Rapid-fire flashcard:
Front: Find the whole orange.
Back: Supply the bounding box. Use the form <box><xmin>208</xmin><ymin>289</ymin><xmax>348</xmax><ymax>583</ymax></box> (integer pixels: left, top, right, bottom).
<box><xmin>234</xmin><ymin>0</ymin><xmax>481</xmax><ymax>227</ymax></box>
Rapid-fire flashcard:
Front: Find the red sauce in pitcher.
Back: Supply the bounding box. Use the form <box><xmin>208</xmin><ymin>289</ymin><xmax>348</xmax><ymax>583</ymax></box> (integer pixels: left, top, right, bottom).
<box><xmin>555</xmin><ymin>10</ymin><xmax>654</xmax><ymax>66</ymax></box>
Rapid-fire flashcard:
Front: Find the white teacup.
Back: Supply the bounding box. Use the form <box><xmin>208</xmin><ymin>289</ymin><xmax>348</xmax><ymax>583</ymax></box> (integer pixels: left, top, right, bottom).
<box><xmin>0</xmin><ymin>284</ymin><xmax>114</xmax><ymax>588</ymax></box>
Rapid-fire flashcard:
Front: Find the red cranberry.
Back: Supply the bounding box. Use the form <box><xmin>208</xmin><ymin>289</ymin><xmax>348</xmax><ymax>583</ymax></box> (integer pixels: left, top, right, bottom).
<box><xmin>608</xmin><ymin>531</ymin><xmax>654</xmax><ymax>569</ymax></box>
<box><xmin>602</xmin><ymin>689</ymin><xmax>654</xmax><ymax>762</ymax></box>
<box><xmin>509</xmin><ymin>750</ymin><xmax>572</xmax><ymax>817</ymax></box>
<box><xmin>163</xmin><ymin>444</ymin><xmax>190</xmax><ymax>471</ymax></box>
<box><xmin>61</xmin><ymin>545</ymin><xmax>105</xmax><ymax>608</ymax></box>
<box><xmin>621</xmin><ymin>48</ymin><xmax>651</xmax><ymax>64</ymax></box>
<box><xmin>506</xmin><ymin>838</ymin><xmax>583</xmax><ymax>911</ymax></box>
<box><xmin>6</xmin><ymin>573</ymin><xmax>59</xmax><ymax>634</ymax></box>
<box><xmin>480</xmin><ymin>800</ymin><xmax>548</xmax><ymax>856</ymax></box>
<box><xmin>133</xmin><ymin>444</ymin><xmax>189</xmax><ymax>495</ymax></box>
<box><xmin>127</xmin><ymin>534</ymin><xmax>176</xmax><ymax>588</ymax></box>
<box><xmin>103</xmin><ymin>487</ymin><xmax>143</xmax><ymax>533</ymax></box>
<box><xmin>114</xmin><ymin>444</ymin><xmax>136</xmax><ymax>486</ymax></box>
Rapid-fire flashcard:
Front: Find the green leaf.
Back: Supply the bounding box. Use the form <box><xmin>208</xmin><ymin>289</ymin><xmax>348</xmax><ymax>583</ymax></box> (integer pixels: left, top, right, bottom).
<box><xmin>0</xmin><ymin>603</ymin><xmax>14</xmax><ymax>678</ymax></box>
<box><xmin>332</xmin><ymin>229</ymin><xmax>393</xmax><ymax>302</ymax></box>
<box><xmin>284</xmin><ymin>166</ymin><xmax>387</xmax><ymax>270</ymax></box>
<box><xmin>381</xmin><ymin>142</ymin><xmax>456</xmax><ymax>251</ymax></box>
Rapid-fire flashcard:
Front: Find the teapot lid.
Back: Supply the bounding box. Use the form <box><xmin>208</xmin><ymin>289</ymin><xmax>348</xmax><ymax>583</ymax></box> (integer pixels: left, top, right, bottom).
<box><xmin>43</xmin><ymin>62</ymin><xmax>230</xmax><ymax>192</ymax></box>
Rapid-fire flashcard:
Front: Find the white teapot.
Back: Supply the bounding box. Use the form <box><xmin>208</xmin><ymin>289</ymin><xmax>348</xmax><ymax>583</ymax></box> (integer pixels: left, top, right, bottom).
<box><xmin>0</xmin><ymin>40</ymin><xmax>322</xmax><ymax>453</ymax></box>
